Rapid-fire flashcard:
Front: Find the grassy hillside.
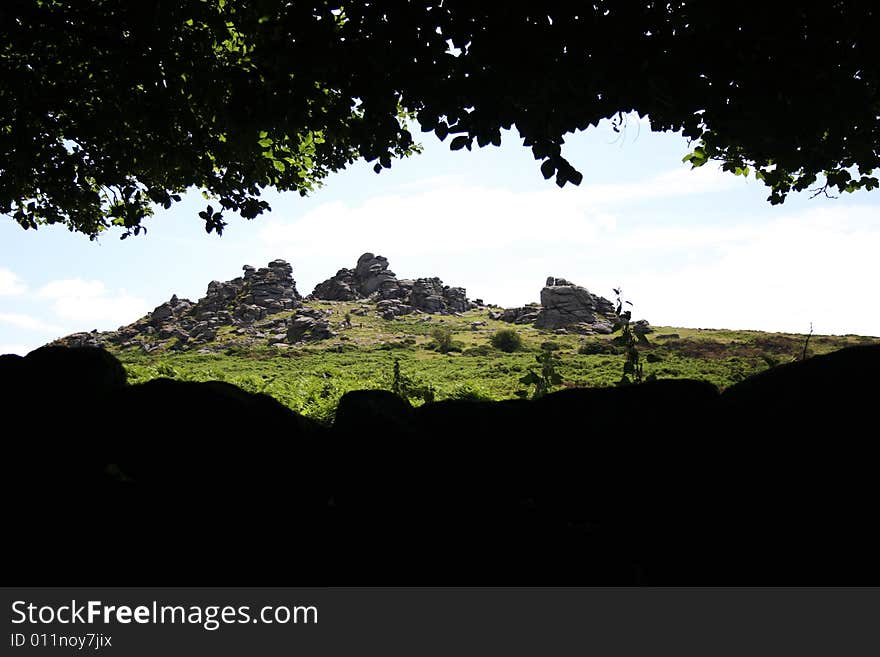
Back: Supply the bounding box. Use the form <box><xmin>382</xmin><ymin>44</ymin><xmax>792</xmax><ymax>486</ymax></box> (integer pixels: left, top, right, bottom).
<box><xmin>110</xmin><ymin>300</ymin><xmax>879</xmax><ymax>424</ymax></box>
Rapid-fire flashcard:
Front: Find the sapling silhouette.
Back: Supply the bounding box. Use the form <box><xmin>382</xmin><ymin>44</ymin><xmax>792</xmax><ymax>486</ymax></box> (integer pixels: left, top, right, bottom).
<box><xmin>612</xmin><ymin>288</ymin><xmax>656</xmax><ymax>386</ymax></box>
<box><xmin>519</xmin><ymin>346</ymin><xmax>563</xmax><ymax>399</ymax></box>
<box><xmin>391</xmin><ymin>358</ymin><xmax>435</xmax><ymax>403</ymax></box>
<box><xmin>801</xmin><ymin>322</ymin><xmax>814</xmax><ymax>361</ymax></box>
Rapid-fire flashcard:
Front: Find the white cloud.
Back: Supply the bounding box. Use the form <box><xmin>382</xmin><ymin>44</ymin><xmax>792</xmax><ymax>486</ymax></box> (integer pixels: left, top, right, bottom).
<box><xmin>260</xmin><ymin>164</ymin><xmax>737</xmax><ymax>263</ymax></box>
<box><xmin>0</xmin><ymin>313</ymin><xmax>65</xmax><ymax>334</ymax></box>
<box><xmin>0</xmin><ymin>268</ymin><xmax>26</xmax><ymax>295</ymax></box>
<box><xmin>580</xmin><ymin>164</ymin><xmax>744</xmax><ymax>205</ymax></box>
<box><xmin>38</xmin><ymin>279</ymin><xmax>149</xmax><ymax>326</ymax></box>
<box><xmin>388</xmin><ymin>173</ymin><xmax>470</xmax><ymax>193</ymax></box>
<box><xmin>261</xmin><ymin>186</ymin><xmax>618</xmax><ymax>259</ymax></box>
<box><xmin>0</xmin><ymin>343</ymin><xmax>33</xmax><ymax>356</ymax></box>
<box><xmin>617</xmin><ymin>206</ymin><xmax>880</xmax><ymax>335</ymax></box>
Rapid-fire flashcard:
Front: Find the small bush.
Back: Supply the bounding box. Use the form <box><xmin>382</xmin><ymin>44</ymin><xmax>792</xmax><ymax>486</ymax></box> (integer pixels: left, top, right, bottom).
<box><xmin>462</xmin><ymin>345</ymin><xmax>494</xmax><ymax>357</ymax></box>
<box><xmin>155</xmin><ymin>362</ymin><xmax>179</xmax><ymax>378</ymax></box>
<box><xmin>446</xmin><ymin>382</ymin><xmax>495</xmax><ymax>402</ymax></box>
<box><xmin>391</xmin><ymin>358</ymin><xmax>436</xmax><ymax>404</ymax></box>
<box><xmin>519</xmin><ymin>349</ymin><xmax>563</xmax><ymax>399</ymax></box>
<box><xmin>491</xmin><ymin>329</ymin><xmax>523</xmax><ymax>352</ymax></box>
<box><xmin>578</xmin><ymin>340</ymin><xmax>619</xmax><ymax>355</ymax></box>
<box><xmin>427</xmin><ymin>326</ymin><xmax>463</xmax><ymax>353</ymax></box>
<box><xmin>540</xmin><ymin>341</ymin><xmax>562</xmax><ymax>352</ymax></box>
<box><xmin>376</xmin><ymin>339</ymin><xmax>415</xmax><ymax>351</ymax></box>
<box><xmin>326</xmin><ymin>343</ymin><xmax>358</xmax><ymax>353</ymax></box>
<box><xmin>430</xmin><ymin>326</ymin><xmax>454</xmax><ymax>353</ymax></box>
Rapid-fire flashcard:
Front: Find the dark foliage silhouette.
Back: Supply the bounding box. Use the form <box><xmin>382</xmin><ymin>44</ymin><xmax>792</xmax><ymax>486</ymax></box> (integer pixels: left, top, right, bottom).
<box><xmin>3</xmin><ymin>2</ymin><xmax>879</xmax><ymax>237</ymax></box>
<box><xmin>3</xmin><ymin>345</ymin><xmax>879</xmax><ymax>584</ymax></box>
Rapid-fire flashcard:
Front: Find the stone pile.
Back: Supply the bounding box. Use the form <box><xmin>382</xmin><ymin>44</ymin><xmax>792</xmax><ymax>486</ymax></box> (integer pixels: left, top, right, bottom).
<box><xmin>53</xmin><ymin>260</ymin><xmax>649</xmax><ymax>355</ymax></box>
<box><xmin>196</xmin><ymin>259</ymin><xmax>302</xmax><ymax>323</ymax></box>
<box><xmin>311</xmin><ymin>252</ymin><xmax>477</xmax><ymax>317</ymax></box>
<box><xmin>56</xmin><ymin>260</ymin><xmax>304</xmax><ymax>352</ymax></box>
<box><xmin>534</xmin><ymin>276</ymin><xmax>616</xmax><ymax>332</ymax></box>
<box><xmin>286</xmin><ymin>308</ymin><xmax>335</xmax><ymax>343</ymax></box>
<box><xmin>500</xmin><ymin>277</ymin><xmax>625</xmax><ymax>334</ymax></box>
<box><xmin>311</xmin><ymin>253</ymin><xmax>398</xmax><ymax>301</ymax></box>
<box><xmin>493</xmin><ymin>305</ymin><xmax>542</xmax><ymax>324</ymax></box>
<box><xmin>311</xmin><ymin>269</ymin><xmax>358</xmax><ymax>301</ymax></box>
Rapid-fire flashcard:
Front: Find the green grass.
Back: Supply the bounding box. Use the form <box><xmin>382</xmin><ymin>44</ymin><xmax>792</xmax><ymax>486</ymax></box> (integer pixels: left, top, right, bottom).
<box><xmin>113</xmin><ymin>300</ymin><xmax>879</xmax><ymax>425</ymax></box>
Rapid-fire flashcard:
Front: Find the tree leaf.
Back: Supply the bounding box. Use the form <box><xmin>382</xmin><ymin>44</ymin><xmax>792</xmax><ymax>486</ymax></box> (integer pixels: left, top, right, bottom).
<box><xmin>450</xmin><ymin>135</ymin><xmax>470</xmax><ymax>150</ymax></box>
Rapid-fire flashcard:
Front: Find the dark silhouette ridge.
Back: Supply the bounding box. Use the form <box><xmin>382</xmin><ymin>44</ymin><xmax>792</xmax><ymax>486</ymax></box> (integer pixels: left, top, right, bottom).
<box><xmin>721</xmin><ymin>342</ymin><xmax>878</xmax><ymax>414</ymax></box>
<box><xmin>2</xmin><ymin>346</ymin><xmax>129</xmax><ymax>486</ymax></box>
<box><xmin>2</xmin><ymin>345</ymin><xmax>879</xmax><ymax>584</ymax></box>
<box><xmin>334</xmin><ymin>389</ymin><xmax>416</xmax><ymax>437</ymax></box>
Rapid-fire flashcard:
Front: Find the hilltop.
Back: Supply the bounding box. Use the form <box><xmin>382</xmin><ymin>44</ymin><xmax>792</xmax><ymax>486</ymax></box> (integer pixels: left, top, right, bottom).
<box><xmin>50</xmin><ymin>254</ymin><xmax>878</xmax><ymax>423</ymax></box>
<box><xmin>54</xmin><ymin>252</ymin><xmax>625</xmax><ymax>354</ymax></box>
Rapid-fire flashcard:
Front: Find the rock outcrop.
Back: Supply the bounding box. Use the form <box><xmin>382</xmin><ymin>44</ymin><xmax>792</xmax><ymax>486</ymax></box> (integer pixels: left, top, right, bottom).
<box><xmin>495</xmin><ymin>304</ymin><xmax>542</xmax><ymax>325</ymax></box>
<box><xmin>534</xmin><ymin>276</ymin><xmax>617</xmax><ymax>332</ymax></box>
<box><xmin>499</xmin><ymin>277</ymin><xmax>622</xmax><ymax>334</ymax></box>
<box><xmin>285</xmin><ymin>307</ymin><xmax>335</xmax><ymax>343</ymax></box>
<box><xmin>54</xmin><ymin>260</ymin><xmax>304</xmax><ymax>352</ymax></box>
<box><xmin>311</xmin><ymin>268</ymin><xmax>359</xmax><ymax>301</ymax></box>
<box><xmin>53</xmin><ymin>253</ymin><xmax>483</xmax><ymax>352</ymax></box>
<box><xmin>355</xmin><ymin>253</ymin><xmax>399</xmax><ymax>296</ymax></box>
<box><xmin>51</xmin><ymin>259</ymin><xmax>647</xmax><ymax>354</ymax></box>
<box><xmin>312</xmin><ymin>252</ymin><xmax>477</xmax><ymax>317</ymax></box>
<box><xmin>311</xmin><ymin>253</ymin><xmax>399</xmax><ymax>301</ymax></box>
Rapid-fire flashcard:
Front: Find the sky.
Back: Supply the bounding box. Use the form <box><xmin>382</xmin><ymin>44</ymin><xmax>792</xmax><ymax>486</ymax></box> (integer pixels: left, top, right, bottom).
<box><xmin>2</xmin><ymin>113</ymin><xmax>879</xmax><ymax>355</ymax></box>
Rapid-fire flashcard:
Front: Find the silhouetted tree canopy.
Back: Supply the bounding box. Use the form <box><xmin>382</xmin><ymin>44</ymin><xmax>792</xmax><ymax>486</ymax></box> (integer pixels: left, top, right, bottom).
<box><xmin>2</xmin><ymin>1</ymin><xmax>878</xmax><ymax>238</ymax></box>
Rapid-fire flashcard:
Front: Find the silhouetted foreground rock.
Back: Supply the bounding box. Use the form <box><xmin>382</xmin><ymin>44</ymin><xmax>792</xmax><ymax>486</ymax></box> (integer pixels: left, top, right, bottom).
<box><xmin>3</xmin><ymin>345</ymin><xmax>879</xmax><ymax>584</ymax></box>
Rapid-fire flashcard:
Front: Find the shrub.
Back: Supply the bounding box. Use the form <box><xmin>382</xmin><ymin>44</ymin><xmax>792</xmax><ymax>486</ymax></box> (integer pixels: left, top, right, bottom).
<box><xmin>296</xmin><ymin>380</ymin><xmax>343</xmax><ymax>426</ymax></box>
<box><xmin>519</xmin><ymin>347</ymin><xmax>563</xmax><ymax>399</ymax></box>
<box><xmin>376</xmin><ymin>339</ymin><xmax>415</xmax><ymax>351</ymax></box>
<box><xmin>491</xmin><ymin>329</ymin><xmax>523</xmax><ymax>352</ymax></box>
<box><xmin>462</xmin><ymin>344</ymin><xmax>494</xmax><ymax>357</ymax></box>
<box><xmin>326</xmin><ymin>343</ymin><xmax>358</xmax><ymax>353</ymax></box>
<box><xmin>391</xmin><ymin>358</ymin><xmax>436</xmax><ymax>404</ymax></box>
<box><xmin>579</xmin><ymin>340</ymin><xmax>619</xmax><ymax>355</ymax></box>
<box><xmin>155</xmin><ymin>362</ymin><xmax>179</xmax><ymax>378</ymax></box>
<box><xmin>430</xmin><ymin>326</ymin><xmax>454</xmax><ymax>352</ymax></box>
<box><xmin>428</xmin><ymin>326</ymin><xmax>462</xmax><ymax>353</ymax></box>
<box><xmin>446</xmin><ymin>382</ymin><xmax>495</xmax><ymax>402</ymax></box>
<box><xmin>540</xmin><ymin>341</ymin><xmax>562</xmax><ymax>351</ymax></box>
